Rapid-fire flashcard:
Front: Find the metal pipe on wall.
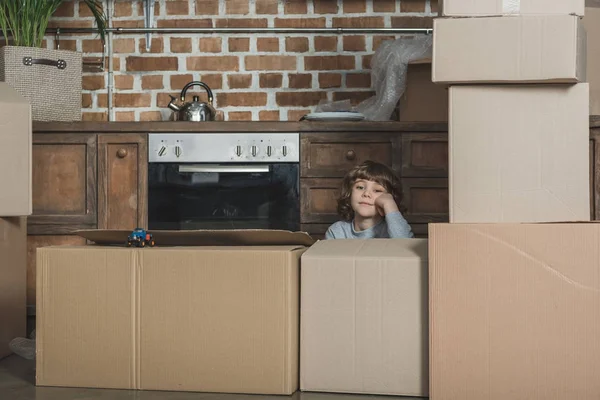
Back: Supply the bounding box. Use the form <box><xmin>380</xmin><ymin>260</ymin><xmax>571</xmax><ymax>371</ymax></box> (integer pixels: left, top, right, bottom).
<box><xmin>47</xmin><ymin>27</ymin><xmax>433</xmax><ymax>35</ymax></box>
<box><xmin>106</xmin><ymin>0</ymin><xmax>114</xmax><ymax>121</ymax></box>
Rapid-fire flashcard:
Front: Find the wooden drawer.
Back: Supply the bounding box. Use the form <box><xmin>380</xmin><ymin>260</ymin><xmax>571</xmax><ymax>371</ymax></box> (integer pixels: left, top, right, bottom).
<box><xmin>300</xmin><ymin>177</ymin><xmax>341</xmax><ymax>223</ymax></box>
<box><xmin>301</xmin><ymin>133</ymin><xmax>399</xmax><ymax>178</ymax></box>
<box><xmin>402</xmin><ymin>132</ymin><xmax>448</xmax><ymax>178</ymax></box>
<box><xmin>402</xmin><ymin>178</ymin><xmax>449</xmax><ymax>224</ymax></box>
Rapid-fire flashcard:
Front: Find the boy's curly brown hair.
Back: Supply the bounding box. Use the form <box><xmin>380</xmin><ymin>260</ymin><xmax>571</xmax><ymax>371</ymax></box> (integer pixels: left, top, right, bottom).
<box><xmin>337</xmin><ymin>160</ymin><xmax>407</xmax><ymax>222</ymax></box>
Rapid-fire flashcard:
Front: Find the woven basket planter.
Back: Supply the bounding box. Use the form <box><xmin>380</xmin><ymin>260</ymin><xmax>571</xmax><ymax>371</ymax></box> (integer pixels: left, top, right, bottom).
<box><xmin>0</xmin><ymin>46</ymin><xmax>82</xmax><ymax>121</ymax></box>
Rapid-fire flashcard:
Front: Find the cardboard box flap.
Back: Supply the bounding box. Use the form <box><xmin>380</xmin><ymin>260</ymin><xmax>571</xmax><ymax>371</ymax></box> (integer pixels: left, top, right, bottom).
<box><xmin>303</xmin><ymin>238</ymin><xmax>428</xmax><ymax>259</ymax></box>
<box><xmin>75</xmin><ymin>229</ymin><xmax>316</xmax><ymax>247</ymax></box>
<box><xmin>0</xmin><ymin>83</ymin><xmax>30</xmax><ymax>104</ymax></box>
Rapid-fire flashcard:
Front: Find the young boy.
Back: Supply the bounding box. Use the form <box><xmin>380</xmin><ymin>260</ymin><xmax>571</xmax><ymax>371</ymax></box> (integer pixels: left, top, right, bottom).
<box><xmin>325</xmin><ymin>160</ymin><xmax>414</xmax><ymax>239</ymax></box>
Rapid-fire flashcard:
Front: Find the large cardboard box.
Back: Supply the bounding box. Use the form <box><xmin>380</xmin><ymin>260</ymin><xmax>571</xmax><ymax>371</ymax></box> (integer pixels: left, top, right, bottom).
<box><xmin>439</xmin><ymin>0</ymin><xmax>584</xmax><ymax>16</ymax></box>
<box><xmin>0</xmin><ymin>83</ymin><xmax>31</xmax><ymax>216</ymax></box>
<box><xmin>398</xmin><ymin>59</ymin><xmax>448</xmax><ymax>122</ymax></box>
<box><xmin>432</xmin><ymin>15</ymin><xmax>586</xmax><ymax>84</ymax></box>
<box><xmin>429</xmin><ymin>222</ymin><xmax>600</xmax><ymax>400</ymax></box>
<box><xmin>449</xmin><ymin>84</ymin><xmax>590</xmax><ymax>223</ymax></box>
<box><xmin>300</xmin><ymin>239</ymin><xmax>428</xmax><ymax>397</ymax></box>
<box><xmin>584</xmin><ymin>7</ymin><xmax>600</xmax><ymax>114</ymax></box>
<box><xmin>0</xmin><ymin>217</ymin><xmax>26</xmax><ymax>360</ymax></box>
<box><xmin>36</xmin><ymin>229</ymin><xmax>314</xmax><ymax>394</ymax></box>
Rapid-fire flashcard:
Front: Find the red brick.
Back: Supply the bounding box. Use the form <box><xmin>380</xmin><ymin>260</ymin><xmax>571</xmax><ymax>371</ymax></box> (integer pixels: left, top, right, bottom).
<box><xmin>288</xmin><ymin>74</ymin><xmax>312</xmax><ymax>89</ymax></box>
<box><xmin>82</xmin><ymin>93</ymin><xmax>92</xmax><ymax>108</ymax></box>
<box><xmin>319</xmin><ymin>73</ymin><xmax>342</xmax><ymax>88</ymax></box>
<box><xmin>171</xmin><ymin>74</ymin><xmax>194</xmax><ymax>90</ymax></box>
<box><xmin>333</xmin><ymin>17</ymin><xmax>384</xmax><ymax>28</ymax></box>
<box><xmin>315</xmin><ymin>36</ymin><xmax>337</xmax><ymax>52</ymax></box>
<box><xmin>343</xmin><ymin>36</ymin><xmax>366</xmax><ymax>52</ymax></box>
<box><xmin>390</xmin><ymin>16</ymin><xmax>434</xmax><ymax>28</ymax></box>
<box><xmin>343</xmin><ymin>0</ymin><xmax>367</xmax><ymax>13</ymax></box>
<box><xmin>285</xmin><ymin>0</ymin><xmax>308</xmax><ymax>14</ymax></box>
<box><xmin>259</xmin><ymin>110</ymin><xmax>280</xmax><ymax>121</ymax></box>
<box><xmin>346</xmin><ymin>73</ymin><xmax>371</xmax><ymax>88</ymax></box>
<box><xmin>157</xmin><ymin>19</ymin><xmax>212</xmax><ymax>28</ymax></box>
<box><xmin>304</xmin><ymin>56</ymin><xmax>355</xmax><ymax>71</ymax></box>
<box><xmin>195</xmin><ymin>0</ymin><xmax>219</xmax><ymax>15</ymax></box>
<box><xmin>97</xmin><ymin>94</ymin><xmax>108</xmax><ymax>108</ymax></box>
<box><xmin>187</xmin><ymin>56</ymin><xmax>238</xmax><ymax>71</ymax></box>
<box><xmin>82</xmin><ymin>112</ymin><xmax>108</xmax><ymax>122</ymax></box>
<box><xmin>260</xmin><ymin>73</ymin><xmax>283</xmax><ymax>88</ymax></box>
<box><xmin>276</xmin><ymin>91</ymin><xmax>326</xmax><ymax>107</ymax></box>
<box><xmin>287</xmin><ymin>109</ymin><xmax>311</xmax><ymax>121</ymax></box>
<box><xmin>82</xmin><ymin>40</ymin><xmax>103</xmax><ymax>53</ymax></box>
<box><xmin>229</xmin><ymin>38</ymin><xmax>250</xmax><ymax>52</ymax></box>
<box><xmin>114</xmin><ymin>75</ymin><xmax>134</xmax><ymax>90</ymax></box>
<box><xmin>139</xmin><ymin>37</ymin><xmax>164</xmax><ymax>53</ymax></box>
<box><xmin>136</xmin><ymin>1</ymin><xmax>160</xmax><ymax>16</ymax></box>
<box><xmin>314</xmin><ymin>0</ymin><xmax>338</xmax><ymax>13</ymax></box>
<box><xmin>58</xmin><ymin>40</ymin><xmax>77</xmax><ymax>51</ymax></box>
<box><xmin>127</xmin><ymin>56</ymin><xmax>178</xmax><ymax>71</ymax></box>
<box><xmin>54</xmin><ymin>2</ymin><xmax>75</xmax><ymax>17</ymax></box>
<box><xmin>199</xmin><ymin>38</ymin><xmax>222</xmax><ymax>53</ymax></box>
<box><xmin>142</xmin><ymin>75</ymin><xmax>164</xmax><ymax>90</ymax></box>
<box><xmin>114</xmin><ymin>93</ymin><xmax>152</xmax><ymax>107</ymax></box>
<box><xmin>257</xmin><ymin>38</ymin><xmax>279</xmax><ymax>52</ymax></box>
<box><xmin>200</xmin><ymin>74</ymin><xmax>223</xmax><ymax>89</ymax></box>
<box><xmin>228</xmin><ymin>74</ymin><xmax>253</xmax><ymax>89</ymax></box>
<box><xmin>401</xmin><ymin>0</ymin><xmax>427</xmax><ymax>12</ymax></box>
<box><xmin>256</xmin><ymin>0</ymin><xmax>278</xmax><ymax>14</ymax></box>
<box><xmin>115</xmin><ymin>111</ymin><xmax>135</xmax><ymax>121</ymax></box>
<box><xmin>431</xmin><ymin>0</ymin><xmax>439</xmax><ymax>13</ymax></box>
<box><xmin>171</xmin><ymin>38</ymin><xmax>192</xmax><ymax>53</ymax></box>
<box><xmin>217</xmin><ymin>93</ymin><xmax>267</xmax><ymax>107</ymax></box>
<box><xmin>286</xmin><ymin>37</ymin><xmax>308</xmax><ymax>53</ymax></box>
<box><xmin>166</xmin><ymin>0</ymin><xmax>189</xmax><ymax>15</ymax></box>
<box><xmin>113</xmin><ymin>20</ymin><xmax>145</xmax><ymax>28</ymax></box>
<box><xmin>226</xmin><ymin>0</ymin><xmax>249</xmax><ymax>14</ymax></box>
<box><xmin>246</xmin><ymin>56</ymin><xmax>296</xmax><ymax>71</ymax></box>
<box><xmin>373</xmin><ymin>0</ymin><xmax>396</xmax><ymax>12</ymax></box>
<box><xmin>140</xmin><ymin>111</ymin><xmax>163</xmax><ymax>121</ymax></box>
<box><xmin>157</xmin><ymin>92</ymin><xmax>187</xmax><ymax>107</ymax></box>
<box><xmin>333</xmin><ymin>91</ymin><xmax>375</xmax><ymax>105</ymax></box>
<box><xmin>79</xmin><ymin>2</ymin><xmax>103</xmax><ymax>17</ymax></box>
<box><xmin>362</xmin><ymin>55</ymin><xmax>373</xmax><ymax>69</ymax></box>
<box><xmin>113</xmin><ymin>38</ymin><xmax>135</xmax><ymax>53</ymax></box>
<box><xmin>114</xmin><ymin>2</ymin><xmax>133</xmax><ymax>17</ymax></box>
<box><xmin>48</xmin><ymin>20</ymin><xmax>92</xmax><ymax>29</ymax></box>
<box><xmin>83</xmin><ymin>75</ymin><xmax>105</xmax><ymax>91</ymax></box>
<box><xmin>228</xmin><ymin>111</ymin><xmax>253</xmax><ymax>121</ymax></box>
<box><xmin>373</xmin><ymin>36</ymin><xmax>396</xmax><ymax>51</ymax></box>
<box><xmin>216</xmin><ymin>19</ymin><xmax>268</xmax><ymax>28</ymax></box>
<box><xmin>275</xmin><ymin>18</ymin><xmax>326</xmax><ymax>28</ymax></box>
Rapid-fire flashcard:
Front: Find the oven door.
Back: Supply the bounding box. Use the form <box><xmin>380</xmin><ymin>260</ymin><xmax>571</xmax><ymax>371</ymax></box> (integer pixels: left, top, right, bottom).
<box><xmin>148</xmin><ymin>163</ymin><xmax>300</xmax><ymax>231</ymax></box>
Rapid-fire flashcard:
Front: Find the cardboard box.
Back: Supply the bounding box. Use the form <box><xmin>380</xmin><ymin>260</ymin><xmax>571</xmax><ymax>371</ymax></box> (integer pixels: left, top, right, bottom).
<box><xmin>584</xmin><ymin>7</ymin><xmax>600</xmax><ymax>114</ymax></box>
<box><xmin>0</xmin><ymin>217</ymin><xmax>26</xmax><ymax>360</ymax></box>
<box><xmin>432</xmin><ymin>15</ymin><xmax>586</xmax><ymax>84</ymax></box>
<box><xmin>398</xmin><ymin>59</ymin><xmax>448</xmax><ymax>122</ymax></box>
<box><xmin>429</xmin><ymin>222</ymin><xmax>600</xmax><ymax>400</ymax></box>
<box><xmin>440</xmin><ymin>0</ymin><xmax>584</xmax><ymax>16</ymax></box>
<box><xmin>449</xmin><ymin>84</ymin><xmax>590</xmax><ymax>223</ymax></box>
<box><xmin>300</xmin><ymin>239</ymin><xmax>429</xmax><ymax>397</ymax></box>
<box><xmin>0</xmin><ymin>83</ymin><xmax>31</xmax><ymax>216</ymax></box>
<box><xmin>36</xmin><ymin>229</ymin><xmax>314</xmax><ymax>394</ymax></box>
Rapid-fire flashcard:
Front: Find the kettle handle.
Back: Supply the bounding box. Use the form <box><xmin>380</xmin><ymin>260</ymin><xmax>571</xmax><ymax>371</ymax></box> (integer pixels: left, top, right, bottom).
<box><xmin>180</xmin><ymin>81</ymin><xmax>214</xmax><ymax>105</ymax></box>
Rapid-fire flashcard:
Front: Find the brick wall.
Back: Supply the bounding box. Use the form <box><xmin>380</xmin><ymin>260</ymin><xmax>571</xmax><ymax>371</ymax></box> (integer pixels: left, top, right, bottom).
<box><xmin>47</xmin><ymin>0</ymin><xmax>436</xmax><ymax>122</ymax></box>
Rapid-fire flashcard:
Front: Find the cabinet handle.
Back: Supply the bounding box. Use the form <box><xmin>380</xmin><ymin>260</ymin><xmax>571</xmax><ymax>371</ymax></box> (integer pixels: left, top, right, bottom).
<box><xmin>346</xmin><ymin>150</ymin><xmax>356</xmax><ymax>161</ymax></box>
<box><xmin>117</xmin><ymin>148</ymin><xmax>128</xmax><ymax>158</ymax></box>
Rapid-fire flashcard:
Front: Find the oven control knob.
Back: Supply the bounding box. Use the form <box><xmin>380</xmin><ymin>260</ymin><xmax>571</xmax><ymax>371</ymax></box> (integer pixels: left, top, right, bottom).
<box><xmin>251</xmin><ymin>145</ymin><xmax>258</xmax><ymax>157</ymax></box>
<box><xmin>158</xmin><ymin>146</ymin><xmax>167</xmax><ymax>156</ymax></box>
<box><xmin>266</xmin><ymin>145</ymin><xmax>272</xmax><ymax>157</ymax></box>
<box><xmin>282</xmin><ymin>145</ymin><xmax>288</xmax><ymax>157</ymax></box>
<box><xmin>174</xmin><ymin>146</ymin><xmax>182</xmax><ymax>158</ymax></box>
<box><xmin>235</xmin><ymin>145</ymin><xmax>242</xmax><ymax>157</ymax></box>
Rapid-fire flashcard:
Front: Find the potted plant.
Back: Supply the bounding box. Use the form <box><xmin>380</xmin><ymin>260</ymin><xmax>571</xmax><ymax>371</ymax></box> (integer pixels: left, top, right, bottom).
<box><xmin>0</xmin><ymin>0</ymin><xmax>107</xmax><ymax>121</ymax></box>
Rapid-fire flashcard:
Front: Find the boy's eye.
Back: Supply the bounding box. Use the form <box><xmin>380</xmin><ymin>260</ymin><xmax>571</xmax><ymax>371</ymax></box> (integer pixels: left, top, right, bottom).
<box><xmin>355</xmin><ymin>185</ymin><xmax>364</xmax><ymax>190</ymax></box>
<box><xmin>374</xmin><ymin>189</ymin><xmax>383</xmax><ymax>193</ymax></box>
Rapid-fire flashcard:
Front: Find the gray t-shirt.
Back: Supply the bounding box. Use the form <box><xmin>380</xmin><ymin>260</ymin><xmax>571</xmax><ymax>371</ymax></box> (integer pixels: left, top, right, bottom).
<box><xmin>325</xmin><ymin>211</ymin><xmax>414</xmax><ymax>239</ymax></box>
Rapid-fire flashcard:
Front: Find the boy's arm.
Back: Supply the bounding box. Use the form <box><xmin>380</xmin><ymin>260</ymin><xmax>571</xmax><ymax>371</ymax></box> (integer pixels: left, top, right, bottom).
<box><xmin>385</xmin><ymin>211</ymin><xmax>414</xmax><ymax>238</ymax></box>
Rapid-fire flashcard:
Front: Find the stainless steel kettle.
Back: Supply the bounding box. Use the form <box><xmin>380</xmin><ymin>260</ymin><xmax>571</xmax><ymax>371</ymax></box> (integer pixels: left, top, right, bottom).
<box><xmin>168</xmin><ymin>81</ymin><xmax>216</xmax><ymax>121</ymax></box>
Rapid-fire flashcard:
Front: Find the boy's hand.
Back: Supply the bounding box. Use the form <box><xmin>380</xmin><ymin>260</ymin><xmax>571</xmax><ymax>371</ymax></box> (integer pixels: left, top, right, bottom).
<box><xmin>374</xmin><ymin>193</ymin><xmax>399</xmax><ymax>216</ymax></box>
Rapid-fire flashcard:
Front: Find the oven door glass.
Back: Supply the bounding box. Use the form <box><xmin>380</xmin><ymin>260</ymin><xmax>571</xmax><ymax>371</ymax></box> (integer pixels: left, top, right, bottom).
<box><xmin>148</xmin><ymin>163</ymin><xmax>300</xmax><ymax>231</ymax></box>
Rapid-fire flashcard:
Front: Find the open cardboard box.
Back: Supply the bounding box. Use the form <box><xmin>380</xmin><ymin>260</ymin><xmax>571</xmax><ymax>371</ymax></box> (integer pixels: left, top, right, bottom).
<box><xmin>36</xmin><ymin>229</ymin><xmax>314</xmax><ymax>394</ymax></box>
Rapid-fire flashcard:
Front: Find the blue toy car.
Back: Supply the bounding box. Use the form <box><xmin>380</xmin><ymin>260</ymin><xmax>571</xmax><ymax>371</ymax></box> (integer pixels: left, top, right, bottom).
<box><xmin>127</xmin><ymin>228</ymin><xmax>155</xmax><ymax>248</ymax></box>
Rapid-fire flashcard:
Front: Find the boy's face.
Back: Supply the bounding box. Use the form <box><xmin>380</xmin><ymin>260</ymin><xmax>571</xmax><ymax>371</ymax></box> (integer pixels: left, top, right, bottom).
<box><xmin>350</xmin><ymin>179</ymin><xmax>387</xmax><ymax>219</ymax></box>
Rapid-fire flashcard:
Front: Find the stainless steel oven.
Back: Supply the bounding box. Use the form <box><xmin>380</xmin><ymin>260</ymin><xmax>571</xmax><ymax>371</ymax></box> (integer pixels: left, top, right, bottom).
<box><xmin>148</xmin><ymin>133</ymin><xmax>300</xmax><ymax>231</ymax></box>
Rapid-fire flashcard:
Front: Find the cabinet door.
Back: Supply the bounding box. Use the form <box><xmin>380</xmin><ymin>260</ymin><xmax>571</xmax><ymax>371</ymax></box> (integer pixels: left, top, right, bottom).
<box><xmin>301</xmin><ymin>178</ymin><xmax>341</xmax><ymax>224</ymax></box>
<box><xmin>29</xmin><ymin>133</ymin><xmax>97</xmax><ymax>234</ymax></box>
<box><xmin>301</xmin><ymin>133</ymin><xmax>400</xmax><ymax>178</ymax></box>
<box><xmin>98</xmin><ymin>134</ymin><xmax>148</xmax><ymax>230</ymax></box>
<box><xmin>402</xmin><ymin>178</ymin><xmax>449</xmax><ymax>224</ymax></box>
<box><xmin>401</xmin><ymin>132</ymin><xmax>448</xmax><ymax>177</ymax></box>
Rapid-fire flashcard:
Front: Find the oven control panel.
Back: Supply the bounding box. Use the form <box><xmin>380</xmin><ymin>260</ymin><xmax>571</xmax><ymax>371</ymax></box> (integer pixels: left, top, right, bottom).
<box><xmin>148</xmin><ymin>133</ymin><xmax>300</xmax><ymax>163</ymax></box>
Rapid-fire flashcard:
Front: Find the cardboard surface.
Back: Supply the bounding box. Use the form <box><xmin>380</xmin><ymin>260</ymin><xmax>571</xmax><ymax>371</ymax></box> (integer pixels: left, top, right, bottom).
<box><xmin>584</xmin><ymin>7</ymin><xmax>600</xmax><ymax>115</ymax></box>
<box><xmin>440</xmin><ymin>0</ymin><xmax>585</xmax><ymax>16</ymax></box>
<box><xmin>398</xmin><ymin>59</ymin><xmax>448</xmax><ymax>122</ymax></box>
<box><xmin>76</xmin><ymin>229</ymin><xmax>315</xmax><ymax>247</ymax></box>
<box><xmin>0</xmin><ymin>217</ymin><xmax>26</xmax><ymax>360</ymax></box>
<box><xmin>0</xmin><ymin>83</ymin><xmax>31</xmax><ymax>216</ymax></box>
<box><xmin>300</xmin><ymin>239</ymin><xmax>429</xmax><ymax>397</ymax></box>
<box><xmin>433</xmin><ymin>15</ymin><xmax>586</xmax><ymax>84</ymax></box>
<box><xmin>449</xmin><ymin>84</ymin><xmax>590</xmax><ymax>223</ymax></box>
<box><xmin>429</xmin><ymin>222</ymin><xmax>600</xmax><ymax>400</ymax></box>
<box><xmin>36</xmin><ymin>244</ymin><xmax>305</xmax><ymax>394</ymax></box>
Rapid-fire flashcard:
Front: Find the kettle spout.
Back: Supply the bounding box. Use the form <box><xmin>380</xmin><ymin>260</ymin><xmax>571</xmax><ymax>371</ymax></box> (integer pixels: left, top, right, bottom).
<box><xmin>167</xmin><ymin>95</ymin><xmax>181</xmax><ymax>112</ymax></box>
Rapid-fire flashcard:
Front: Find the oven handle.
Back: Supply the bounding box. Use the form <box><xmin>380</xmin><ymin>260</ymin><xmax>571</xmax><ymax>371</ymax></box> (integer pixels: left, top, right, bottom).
<box><xmin>178</xmin><ymin>164</ymin><xmax>270</xmax><ymax>173</ymax></box>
